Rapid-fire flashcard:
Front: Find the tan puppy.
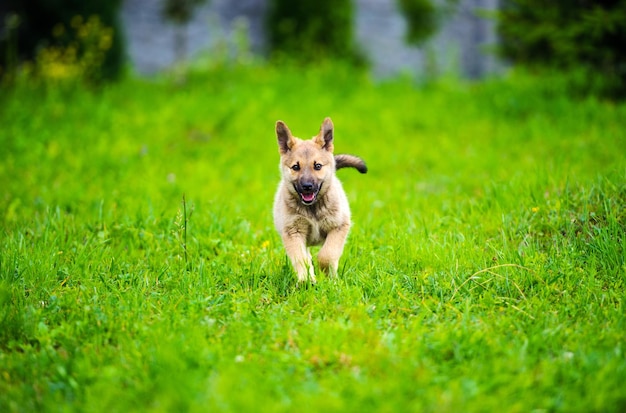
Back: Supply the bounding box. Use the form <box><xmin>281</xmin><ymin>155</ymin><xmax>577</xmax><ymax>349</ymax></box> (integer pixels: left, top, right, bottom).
<box><xmin>273</xmin><ymin>117</ymin><xmax>367</xmax><ymax>283</ymax></box>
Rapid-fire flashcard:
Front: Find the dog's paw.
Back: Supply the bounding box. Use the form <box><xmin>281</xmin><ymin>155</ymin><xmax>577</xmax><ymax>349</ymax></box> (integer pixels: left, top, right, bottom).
<box><xmin>296</xmin><ymin>275</ymin><xmax>317</xmax><ymax>287</ymax></box>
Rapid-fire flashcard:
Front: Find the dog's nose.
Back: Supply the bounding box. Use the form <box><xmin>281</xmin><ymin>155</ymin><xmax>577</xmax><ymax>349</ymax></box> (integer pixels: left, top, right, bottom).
<box><xmin>301</xmin><ymin>182</ymin><xmax>314</xmax><ymax>191</ymax></box>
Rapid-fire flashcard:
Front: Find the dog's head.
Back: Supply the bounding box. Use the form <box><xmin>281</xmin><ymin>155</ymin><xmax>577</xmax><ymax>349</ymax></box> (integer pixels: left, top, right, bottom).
<box><xmin>275</xmin><ymin>117</ymin><xmax>336</xmax><ymax>206</ymax></box>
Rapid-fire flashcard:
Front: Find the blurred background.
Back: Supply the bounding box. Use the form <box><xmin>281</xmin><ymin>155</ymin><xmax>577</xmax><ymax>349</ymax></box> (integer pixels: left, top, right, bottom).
<box><xmin>1</xmin><ymin>0</ymin><xmax>624</xmax><ymax>97</ymax></box>
<box><xmin>119</xmin><ymin>0</ymin><xmax>501</xmax><ymax>79</ymax></box>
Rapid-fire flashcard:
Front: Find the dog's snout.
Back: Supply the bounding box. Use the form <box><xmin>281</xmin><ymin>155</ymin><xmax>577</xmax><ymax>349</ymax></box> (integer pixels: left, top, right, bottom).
<box><xmin>301</xmin><ymin>182</ymin><xmax>314</xmax><ymax>191</ymax></box>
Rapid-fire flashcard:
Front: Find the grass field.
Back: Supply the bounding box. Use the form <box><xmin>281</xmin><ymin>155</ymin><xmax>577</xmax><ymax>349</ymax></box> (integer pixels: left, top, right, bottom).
<box><xmin>1</xmin><ymin>62</ymin><xmax>625</xmax><ymax>412</ymax></box>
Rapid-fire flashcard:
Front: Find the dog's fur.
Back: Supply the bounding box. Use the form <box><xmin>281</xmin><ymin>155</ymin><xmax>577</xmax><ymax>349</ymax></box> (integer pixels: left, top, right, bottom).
<box><xmin>273</xmin><ymin>117</ymin><xmax>367</xmax><ymax>283</ymax></box>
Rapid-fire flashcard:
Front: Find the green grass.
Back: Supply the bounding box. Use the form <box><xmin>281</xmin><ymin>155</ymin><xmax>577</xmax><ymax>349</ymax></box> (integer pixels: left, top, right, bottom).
<box><xmin>1</xmin><ymin>63</ymin><xmax>625</xmax><ymax>412</ymax></box>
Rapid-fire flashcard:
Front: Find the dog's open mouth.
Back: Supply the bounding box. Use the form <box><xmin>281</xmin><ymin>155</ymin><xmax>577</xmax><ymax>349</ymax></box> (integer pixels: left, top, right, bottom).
<box><xmin>300</xmin><ymin>192</ymin><xmax>317</xmax><ymax>204</ymax></box>
<box><xmin>295</xmin><ymin>183</ymin><xmax>321</xmax><ymax>205</ymax></box>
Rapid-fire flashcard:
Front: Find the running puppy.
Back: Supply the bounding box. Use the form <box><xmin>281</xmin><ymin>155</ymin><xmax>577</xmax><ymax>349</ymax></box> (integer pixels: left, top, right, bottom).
<box><xmin>273</xmin><ymin>117</ymin><xmax>367</xmax><ymax>283</ymax></box>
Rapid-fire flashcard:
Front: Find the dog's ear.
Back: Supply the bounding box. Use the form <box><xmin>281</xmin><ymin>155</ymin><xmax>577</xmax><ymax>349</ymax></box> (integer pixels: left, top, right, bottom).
<box><xmin>314</xmin><ymin>117</ymin><xmax>334</xmax><ymax>152</ymax></box>
<box><xmin>276</xmin><ymin>121</ymin><xmax>295</xmax><ymax>154</ymax></box>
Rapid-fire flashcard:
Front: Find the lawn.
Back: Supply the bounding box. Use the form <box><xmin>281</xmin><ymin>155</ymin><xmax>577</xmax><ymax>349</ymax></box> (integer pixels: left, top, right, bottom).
<box><xmin>1</xmin><ymin>63</ymin><xmax>625</xmax><ymax>412</ymax></box>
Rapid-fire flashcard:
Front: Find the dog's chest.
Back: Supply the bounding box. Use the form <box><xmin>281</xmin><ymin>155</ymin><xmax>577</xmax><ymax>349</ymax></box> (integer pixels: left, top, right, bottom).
<box><xmin>301</xmin><ymin>202</ymin><xmax>343</xmax><ymax>245</ymax></box>
<box><xmin>305</xmin><ymin>218</ymin><xmax>329</xmax><ymax>246</ymax></box>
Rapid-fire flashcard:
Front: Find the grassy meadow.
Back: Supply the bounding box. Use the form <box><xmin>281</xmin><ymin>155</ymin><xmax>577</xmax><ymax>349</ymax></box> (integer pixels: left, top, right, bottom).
<box><xmin>1</xmin><ymin>63</ymin><xmax>625</xmax><ymax>412</ymax></box>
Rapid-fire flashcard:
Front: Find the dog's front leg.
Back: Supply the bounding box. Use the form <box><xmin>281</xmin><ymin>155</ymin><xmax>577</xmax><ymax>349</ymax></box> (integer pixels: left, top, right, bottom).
<box><xmin>318</xmin><ymin>222</ymin><xmax>350</xmax><ymax>277</ymax></box>
<box><xmin>281</xmin><ymin>233</ymin><xmax>316</xmax><ymax>283</ymax></box>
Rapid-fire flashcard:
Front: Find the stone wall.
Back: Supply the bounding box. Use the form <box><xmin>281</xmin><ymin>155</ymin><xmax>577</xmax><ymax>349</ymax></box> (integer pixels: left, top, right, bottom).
<box><xmin>121</xmin><ymin>0</ymin><xmax>502</xmax><ymax>78</ymax></box>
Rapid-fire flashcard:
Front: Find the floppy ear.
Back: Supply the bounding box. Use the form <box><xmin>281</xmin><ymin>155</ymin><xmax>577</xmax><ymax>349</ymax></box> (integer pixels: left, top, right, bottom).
<box><xmin>314</xmin><ymin>117</ymin><xmax>334</xmax><ymax>152</ymax></box>
<box><xmin>276</xmin><ymin>121</ymin><xmax>295</xmax><ymax>155</ymax></box>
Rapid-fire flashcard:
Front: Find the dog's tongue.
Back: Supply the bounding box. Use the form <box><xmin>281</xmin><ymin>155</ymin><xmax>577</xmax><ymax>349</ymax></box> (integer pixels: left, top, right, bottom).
<box><xmin>302</xmin><ymin>193</ymin><xmax>315</xmax><ymax>202</ymax></box>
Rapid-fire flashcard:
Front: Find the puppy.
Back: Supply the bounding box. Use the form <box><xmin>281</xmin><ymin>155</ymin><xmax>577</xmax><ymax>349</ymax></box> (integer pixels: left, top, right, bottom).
<box><xmin>273</xmin><ymin>117</ymin><xmax>366</xmax><ymax>283</ymax></box>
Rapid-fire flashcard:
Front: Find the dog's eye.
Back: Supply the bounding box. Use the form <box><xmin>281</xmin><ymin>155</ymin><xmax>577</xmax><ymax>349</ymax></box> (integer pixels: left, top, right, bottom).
<box><xmin>314</xmin><ymin>162</ymin><xmax>322</xmax><ymax>171</ymax></box>
<box><xmin>291</xmin><ymin>163</ymin><xmax>300</xmax><ymax>171</ymax></box>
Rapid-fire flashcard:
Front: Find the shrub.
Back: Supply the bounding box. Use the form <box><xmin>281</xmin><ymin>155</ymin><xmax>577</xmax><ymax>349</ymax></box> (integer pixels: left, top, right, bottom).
<box><xmin>396</xmin><ymin>0</ymin><xmax>458</xmax><ymax>46</ymax></box>
<box><xmin>266</xmin><ymin>0</ymin><xmax>366</xmax><ymax>65</ymax></box>
<box><xmin>496</xmin><ymin>0</ymin><xmax>626</xmax><ymax>98</ymax></box>
<box><xmin>1</xmin><ymin>0</ymin><xmax>125</xmax><ymax>82</ymax></box>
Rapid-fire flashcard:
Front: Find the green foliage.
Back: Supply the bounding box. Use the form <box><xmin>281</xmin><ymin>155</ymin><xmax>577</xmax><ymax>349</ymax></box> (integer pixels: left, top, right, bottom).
<box><xmin>266</xmin><ymin>0</ymin><xmax>366</xmax><ymax>65</ymax></box>
<box><xmin>396</xmin><ymin>0</ymin><xmax>458</xmax><ymax>46</ymax></box>
<box><xmin>1</xmin><ymin>63</ymin><xmax>625</xmax><ymax>412</ymax></box>
<box><xmin>396</xmin><ymin>0</ymin><xmax>437</xmax><ymax>45</ymax></box>
<box><xmin>1</xmin><ymin>0</ymin><xmax>125</xmax><ymax>82</ymax></box>
<box><xmin>496</xmin><ymin>0</ymin><xmax>626</xmax><ymax>98</ymax></box>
